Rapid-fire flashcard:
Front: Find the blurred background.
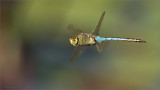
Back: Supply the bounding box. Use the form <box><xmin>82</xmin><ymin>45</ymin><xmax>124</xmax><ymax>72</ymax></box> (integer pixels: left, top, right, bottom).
<box><xmin>1</xmin><ymin>0</ymin><xmax>160</xmax><ymax>89</ymax></box>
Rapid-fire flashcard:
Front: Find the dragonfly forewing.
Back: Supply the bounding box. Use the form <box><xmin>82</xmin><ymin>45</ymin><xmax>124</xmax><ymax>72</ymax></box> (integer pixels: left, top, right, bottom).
<box><xmin>68</xmin><ymin>24</ymin><xmax>84</xmax><ymax>36</ymax></box>
<box><xmin>70</xmin><ymin>45</ymin><xmax>88</xmax><ymax>62</ymax></box>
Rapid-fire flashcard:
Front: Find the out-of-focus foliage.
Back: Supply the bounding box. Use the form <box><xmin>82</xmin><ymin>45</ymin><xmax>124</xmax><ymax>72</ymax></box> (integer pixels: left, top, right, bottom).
<box><xmin>2</xmin><ymin>0</ymin><xmax>160</xmax><ymax>89</ymax></box>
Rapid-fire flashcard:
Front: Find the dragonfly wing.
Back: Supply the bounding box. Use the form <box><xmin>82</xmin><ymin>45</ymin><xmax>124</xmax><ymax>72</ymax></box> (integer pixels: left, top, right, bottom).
<box><xmin>92</xmin><ymin>11</ymin><xmax>105</xmax><ymax>36</ymax></box>
<box><xmin>96</xmin><ymin>41</ymin><xmax>109</xmax><ymax>53</ymax></box>
<box><xmin>71</xmin><ymin>45</ymin><xmax>88</xmax><ymax>62</ymax></box>
<box><xmin>68</xmin><ymin>24</ymin><xmax>84</xmax><ymax>36</ymax></box>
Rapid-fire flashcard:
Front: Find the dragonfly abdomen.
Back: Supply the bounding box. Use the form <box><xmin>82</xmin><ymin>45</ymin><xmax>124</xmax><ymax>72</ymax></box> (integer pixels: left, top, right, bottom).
<box><xmin>95</xmin><ymin>36</ymin><xmax>146</xmax><ymax>43</ymax></box>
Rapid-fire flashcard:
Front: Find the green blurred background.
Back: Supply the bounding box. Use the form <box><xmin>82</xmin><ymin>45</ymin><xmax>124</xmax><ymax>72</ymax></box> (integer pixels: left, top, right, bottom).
<box><xmin>1</xmin><ymin>0</ymin><xmax>160</xmax><ymax>89</ymax></box>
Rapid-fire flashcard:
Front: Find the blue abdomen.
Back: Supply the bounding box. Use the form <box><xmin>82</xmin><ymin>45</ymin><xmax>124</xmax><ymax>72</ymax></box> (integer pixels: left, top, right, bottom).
<box><xmin>95</xmin><ymin>36</ymin><xmax>106</xmax><ymax>42</ymax></box>
<box><xmin>95</xmin><ymin>36</ymin><xmax>128</xmax><ymax>42</ymax></box>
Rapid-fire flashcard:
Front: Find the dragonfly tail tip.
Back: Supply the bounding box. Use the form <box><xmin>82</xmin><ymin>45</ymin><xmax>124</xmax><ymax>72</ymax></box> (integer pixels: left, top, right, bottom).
<box><xmin>137</xmin><ymin>39</ymin><xmax>147</xmax><ymax>43</ymax></box>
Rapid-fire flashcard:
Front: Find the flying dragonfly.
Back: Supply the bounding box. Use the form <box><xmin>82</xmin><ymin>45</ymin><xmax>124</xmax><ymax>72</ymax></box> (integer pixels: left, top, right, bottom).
<box><xmin>68</xmin><ymin>11</ymin><xmax>146</xmax><ymax>62</ymax></box>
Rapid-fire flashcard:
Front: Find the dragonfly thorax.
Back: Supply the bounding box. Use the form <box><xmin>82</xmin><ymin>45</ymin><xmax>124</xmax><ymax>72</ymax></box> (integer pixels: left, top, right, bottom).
<box><xmin>77</xmin><ymin>33</ymin><xmax>96</xmax><ymax>46</ymax></box>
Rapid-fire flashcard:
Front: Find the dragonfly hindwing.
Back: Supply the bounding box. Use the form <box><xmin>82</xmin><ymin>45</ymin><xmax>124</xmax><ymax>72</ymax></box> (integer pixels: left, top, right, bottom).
<box><xmin>92</xmin><ymin>11</ymin><xmax>105</xmax><ymax>36</ymax></box>
<box><xmin>96</xmin><ymin>41</ymin><xmax>109</xmax><ymax>53</ymax></box>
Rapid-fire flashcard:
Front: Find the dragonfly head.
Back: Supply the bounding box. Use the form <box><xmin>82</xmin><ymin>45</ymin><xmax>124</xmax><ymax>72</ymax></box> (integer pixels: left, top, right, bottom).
<box><xmin>70</xmin><ymin>36</ymin><xmax>78</xmax><ymax>46</ymax></box>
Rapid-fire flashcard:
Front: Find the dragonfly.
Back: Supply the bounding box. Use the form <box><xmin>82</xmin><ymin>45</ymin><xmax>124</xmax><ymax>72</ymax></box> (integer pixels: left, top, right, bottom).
<box><xmin>68</xmin><ymin>11</ymin><xmax>146</xmax><ymax>62</ymax></box>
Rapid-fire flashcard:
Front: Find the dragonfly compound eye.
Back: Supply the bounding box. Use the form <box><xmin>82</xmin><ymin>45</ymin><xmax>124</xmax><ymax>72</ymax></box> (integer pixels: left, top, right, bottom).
<box><xmin>69</xmin><ymin>36</ymin><xmax>78</xmax><ymax>46</ymax></box>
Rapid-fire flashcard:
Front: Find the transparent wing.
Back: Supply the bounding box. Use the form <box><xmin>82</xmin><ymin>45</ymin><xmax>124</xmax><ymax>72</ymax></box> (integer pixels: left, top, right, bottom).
<box><xmin>96</xmin><ymin>41</ymin><xmax>109</xmax><ymax>53</ymax></box>
<box><xmin>68</xmin><ymin>24</ymin><xmax>84</xmax><ymax>36</ymax></box>
<box><xmin>92</xmin><ymin>11</ymin><xmax>105</xmax><ymax>36</ymax></box>
<box><xmin>70</xmin><ymin>45</ymin><xmax>88</xmax><ymax>62</ymax></box>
